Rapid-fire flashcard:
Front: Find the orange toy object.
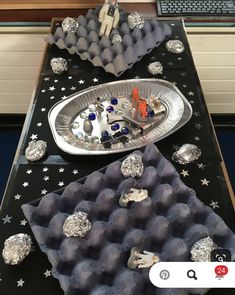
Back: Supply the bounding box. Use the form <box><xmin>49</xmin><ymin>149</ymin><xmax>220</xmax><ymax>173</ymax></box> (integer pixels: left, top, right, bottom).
<box><xmin>132</xmin><ymin>87</ymin><xmax>139</xmax><ymax>104</ymax></box>
<box><xmin>137</xmin><ymin>99</ymin><xmax>148</xmax><ymax>119</ymax></box>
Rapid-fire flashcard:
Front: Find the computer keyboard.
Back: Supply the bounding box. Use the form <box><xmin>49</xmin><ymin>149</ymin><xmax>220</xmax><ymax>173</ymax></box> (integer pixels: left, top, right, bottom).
<box><xmin>157</xmin><ymin>0</ymin><xmax>235</xmax><ymax>16</ymax></box>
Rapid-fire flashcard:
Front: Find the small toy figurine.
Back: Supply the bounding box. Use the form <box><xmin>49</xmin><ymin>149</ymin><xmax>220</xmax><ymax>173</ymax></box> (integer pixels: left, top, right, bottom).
<box><xmin>119</xmin><ymin>188</ymin><xmax>148</xmax><ymax>207</ymax></box>
<box><xmin>132</xmin><ymin>87</ymin><xmax>139</xmax><ymax>104</ymax></box>
<box><xmin>131</xmin><ymin>87</ymin><xmax>148</xmax><ymax>120</ymax></box>
<box><xmin>128</xmin><ymin>247</ymin><xmax>160</xmax><ymax>269</ymax></box>
<box><xmin>137</xmin><ymin>99</ymin><xmax>148</xmax><ymax>119</ymax></box>
<box><xmin>99</xmin><ymin>0</ymin><xmax>120</xmax><ymax>37</ymax></box>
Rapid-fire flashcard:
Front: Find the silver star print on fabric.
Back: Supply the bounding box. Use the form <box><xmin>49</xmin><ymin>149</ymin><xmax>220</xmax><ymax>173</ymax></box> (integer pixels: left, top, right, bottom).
<box><xmin>44</xmin><ymin>270</ymin><xmax>52</xmax><ymax>278</ymax></box>
<box><xmin>188</xmin><ymin>91</ymin><xmax>194</xmax><ymax>96</ymax></box>
<box><xmin>180</xmin><ymin>170</ymin><xmax>189</xmax><ymax>177</ymax></box>
<box><xmin>20</xmin><ymin>220</ymin><xmax>27</xmax><ymax>226</ymax></box>
<box><xmin>2</xmin><ymin>215</ymin><xmax>12</xmax><ymax>224</ymax></box>
<box><xmin>197</xmin><ymin>163</ymin><xmax>206</xmax><ymax>169</ymax></box>
<box><xmin>14</xmin><ymin>194</ymin><xmax>21</xmax><ymax>200</ymax></box>
<box><xmin>17</xmin><ymin>279</ymin><xmax>25</xmax><ymax>287</ymax></box>
<box><xmin>201</xmin><ymin>178</ymin><xmax>210</xmax><ymax>186</ymax></box>
<box><xmin>210</xmin><ymin>200</ymin><xmax>219</xmax><ymax>209</ymax></box>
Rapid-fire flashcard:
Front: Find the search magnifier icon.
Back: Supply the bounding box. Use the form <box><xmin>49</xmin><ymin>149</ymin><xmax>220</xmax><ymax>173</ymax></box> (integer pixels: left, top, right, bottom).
<box><xmin>187</xmin><ymin>269</ymin><xmax>197</xmax><ymax>280</ymax></box>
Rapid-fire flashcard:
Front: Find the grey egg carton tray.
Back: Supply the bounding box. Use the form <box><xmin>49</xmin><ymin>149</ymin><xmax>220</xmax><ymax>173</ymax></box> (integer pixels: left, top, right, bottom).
<box><xmin>22</xmin><ymin>144</ymin><xmax>235</xmax><ymax>295</ymax></box>
<box><xmin>46</xmin><ymin>7</ymin><xmax>171</xmax><ymax>76</ymax></box>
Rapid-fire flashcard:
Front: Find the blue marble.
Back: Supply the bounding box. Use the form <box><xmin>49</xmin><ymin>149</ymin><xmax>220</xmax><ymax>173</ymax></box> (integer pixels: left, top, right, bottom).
<box><xmin>88</xmin><ymin>113</ymin><xmax>96</xmax><ymax>121</ymax></box>
<box><xmin>121</xmin><ymin>127</ymin><xmax>129</xmax><ymax>135</ymax></box>
<box><xmin>106</xmin><ymin>106</ymin><xmax>114</xmax><ymax>113</ymax></box>
<box><xmin>110</xmin><ymin>97</ymin><xmax>118</xmax><ymax>105</ymax></box>
<box><xmin>148</xmin><ymin>110</ymin><xmax>155</xmax><ymax>117</ymax></box>
<box><xmin>111</xmin><ymin>123</ymin><xmax>120</xmax><ymax>131</ymax></box>
<box><xmin>101</xmin><ymin>130</ymin><xmax>109</xmax><ymax>138</ymax></box>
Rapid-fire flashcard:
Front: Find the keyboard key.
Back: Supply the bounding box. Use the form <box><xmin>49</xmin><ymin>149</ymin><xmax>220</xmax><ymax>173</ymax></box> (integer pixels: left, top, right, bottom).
<box><xmin>159</xmin><ymin>0</ymin><xmax>235</xmax><ymax>16</ymax></box>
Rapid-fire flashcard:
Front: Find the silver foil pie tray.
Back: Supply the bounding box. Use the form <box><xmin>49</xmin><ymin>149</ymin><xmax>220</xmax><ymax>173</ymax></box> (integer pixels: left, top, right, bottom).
<box><xmin>48</xmin><ymin>79</ymin><xmax>192</xmax><ymax>155</ymax></box>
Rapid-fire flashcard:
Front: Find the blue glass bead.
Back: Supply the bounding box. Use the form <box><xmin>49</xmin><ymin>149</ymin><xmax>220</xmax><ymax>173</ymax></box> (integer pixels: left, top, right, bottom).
<box><xmin>88</xmin><ymin>113</ymin><xmax>96</xmax><ymax>120</ymax></box>
<box><xmin>121</xmin><ymin>127</ymin><xmax>129</xmax><ymax>135</ymax></box>
<box><xmin>148</xmin><ymin>110</ymin><xmax>155</xmax><ymax>117</ymax></box>
<box><xmin>106</xmin><ymin>106</ymin><xmax>114</xmax><ymax>113</ymax></box>
<box><xmin>101</xmin><ymin>130</ymin><xmax>109</xmax><ymax>138</ymax></box>
<box><xmin>111</xmin><ymin>123</ymin><xmax>120</xmax><ymax>131</ymax></box>
<box><xmin>111</xmin><ymin>97</ymin><xmax>118</xmax><ymax>105</ymax></box>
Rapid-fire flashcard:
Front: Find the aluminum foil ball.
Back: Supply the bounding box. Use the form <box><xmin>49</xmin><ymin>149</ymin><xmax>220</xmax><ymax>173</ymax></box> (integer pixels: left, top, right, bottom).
<box><xmin>128</xmin><ymin>12</ymin><xmax>145</xmax><ymax>30</ymax></box>
<box><xmin>62</xmin><ymin>17</ymin><xmax>79</xmax><ymax>33</ymax></box>
<box><xmin>147</xmin><ymin>61</ymin><xmax>163</xmax><ymax>75</ymax></box>
<box><xmin>190</xmin><ymin>237</ymin><xmax>217</xmax><ymax>262</ymax></box>
<box><xmin>121</xmin><ymin>154</ymin><xmax>144</xmax><ymax>178</ymax></box>
<box><xmin>2</xmin><ymin>233</ymin><xmax>32</xmax><ymax>265</ymax></box>
<box><xmin>25</xmin><ymin>140</ymin><xmax>47</xmax><ymax>161</ymax></box>
<box><xmin>166</xmin><ymin>40</ymin><xmax>185</xmax><ymax>54</ymax></box>
<box><xmin>50</xmin><ymin>57</ymin><xmax>68</xmax><ymax>74</ymax></box>
<box><xmin>172</xmin><ymin>144</ymin><xmax>201</xmax><ymax>165</ymax></box>
<box><xmin>112</xmin><ymin>34</ymin><xmax>122</xmax><ymax>44</ymax></box>
<box><xmin>63</xmin><ymin>211</ymin><xmax>91</xmax><ymax>238</ymax></box>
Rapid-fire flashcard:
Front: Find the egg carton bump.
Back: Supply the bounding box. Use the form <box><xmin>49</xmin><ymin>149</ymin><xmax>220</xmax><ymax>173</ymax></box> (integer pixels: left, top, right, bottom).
<box><xmin>22</xmin><ymin>144</ymin><xmax>235</xmax><ymax>295</ymax></box>
<box><xmin>46</xmin><ymin>7</ymin><xmax>171</xmax><ymax>77</ymax></box>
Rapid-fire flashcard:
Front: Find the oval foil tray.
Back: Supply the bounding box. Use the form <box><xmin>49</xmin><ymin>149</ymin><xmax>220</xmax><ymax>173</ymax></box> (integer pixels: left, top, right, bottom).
<box><xmin>48</xmin><ymin>79</ymin><xmax>192</xmax><ymax>155</ymax></box>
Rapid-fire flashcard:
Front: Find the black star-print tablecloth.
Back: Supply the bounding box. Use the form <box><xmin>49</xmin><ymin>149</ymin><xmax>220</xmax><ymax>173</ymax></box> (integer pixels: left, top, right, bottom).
<box><xmin>0</xmin><ymin>20</ymin><xmax>235</xmax><ymax>295</ymax></box>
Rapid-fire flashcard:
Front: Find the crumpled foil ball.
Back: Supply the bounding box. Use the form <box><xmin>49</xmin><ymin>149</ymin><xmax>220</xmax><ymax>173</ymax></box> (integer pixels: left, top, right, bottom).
<box><xmin>190</xmin><ymin>236</ymin><xmax>217</xmax><ymax>262</ymax></box>
<box><xmin>128</xmin><ymin>12</ymin><xmax>145</xmax><ymax>30</ymax></box>
<box><xmin>63</xmin><ymin>211</ymin><xmax>91</xmax><ymax>238</ymax></box>
<box><xmin>62</xmin><ymin>17</ymin><xmax>79</xmax><ymax>33</ymax></box>
<box><xmin>2</xmin><ymin>233</ymin><xmax>32</xmax><ymax>265</ymax></box>
<box><xmin>147</xmin><ymin>61</ymin><xmax>163</xmax><ymax>75</ymax></box>
<box><xmin>172</xmin><ymin>144</ymin><xmax>201</xmax><ymax>164</ymax></box>
<box><xmin>50</xmin><ymin>57</ymin><xmax>68</xmax><ymax>74</ymax></box>
<box><xmin>25</xmin><ymin>140</ymin><xmax>47</xmax><ymax>161</ymax></box>
<box><xmin>121</xmin><ymin>154</ymin><xmax>144</xmax><ymax>178</ymax></box>
<box><xmin>166</xmin><ymin>39</ymin><xmax>185</xmax><ymax>54</ymax></box>
<box><xmin>112</xmin><ymin>34</ymin><xmax>122</xmax><ymax>44</ymax></box>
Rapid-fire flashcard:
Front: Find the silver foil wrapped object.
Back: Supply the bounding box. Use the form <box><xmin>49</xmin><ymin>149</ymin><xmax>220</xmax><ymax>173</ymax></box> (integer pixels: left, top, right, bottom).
<box><xmin>128</xmin><ymin>12</ymin><xmax>145</xmax><ymax>30</ymax></box>
<box><xmin>25</xmin><ymin>140</ymin><xmax>47</xmax><ymax>161</ymax></box>
<box><xmin>62</xmin><ymin>17</ymin><xmax>79</xmax><ymax>33</ymax></box>
<box><xmin>50</xmin><ymin>57</ymin><xmax>68</xmax><ymax>74</ymax></box>
<box><xmin>166</xmin><ymin>40</ymin><xmax>185</xmax><ymax>54</ymax></box>
<box><xmin>190</xmin><ymin>237</ymin><xmax>217</xmax><ymax>262</ymax></box>
<box><xmin>112</xmin><ymin>34</ymin><xmax>122</xmax><ymax>44</ymax></box>
<box><xmin>2</xmin><ymin>233</ymin><xmax>32</xmax><ymax>265</ymax></box>
<box><xmin>172</xmin><ymin>144</ymin><xmax>201</xmax><ymax>164</ymax></box>
<box><xmin>63</xmin><ymin>211</ymin><xmax>91</xmax><ymax>238</ymax></box>
<box><xmin>147</xmin><ymin>61</ymin><xmax>163</xmax><ymax>75</ymax></box>
<box><xmin>121</xmin><ymin>154</ymin><xmax>144</xmax><ymax>178</ymax></box>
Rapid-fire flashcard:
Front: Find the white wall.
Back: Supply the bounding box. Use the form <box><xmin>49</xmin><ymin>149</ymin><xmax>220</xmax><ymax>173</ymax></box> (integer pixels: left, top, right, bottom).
<box><xmin>0</xmin><ymin>27</ymin><xmax>47</xmax><ymax>113</ymax></box>
<box><xmin>187</xmin><ymin>27</ymin><xmax>235</xmax><ymax>113</ymax></box>
<box><xmin>0</xmin><ymin>26</ymin><xmax>234</xmax><ymax>114</ymax></box>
